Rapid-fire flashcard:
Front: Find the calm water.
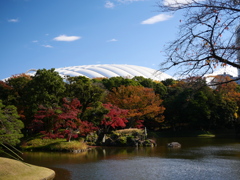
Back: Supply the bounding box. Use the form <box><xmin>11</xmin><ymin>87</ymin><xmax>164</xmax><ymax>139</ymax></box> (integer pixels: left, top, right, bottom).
<box><xmin>21</xmin><ymin>137</ymin><xmax>240</xmax><ymax>180</ymax></box>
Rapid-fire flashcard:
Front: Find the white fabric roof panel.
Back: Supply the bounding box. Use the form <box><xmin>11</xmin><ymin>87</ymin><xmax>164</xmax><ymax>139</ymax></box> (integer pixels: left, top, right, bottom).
<box><xmin>111</xmin><ymin>64</ymin><xmax>147</xmax><ymax>78</ymax></box>
<box><xmin>127</xmin><ymin>65</ymin><xmax>158</xmax><ymax>79</ymax></box>
<box><xmin>15</xmin><ymin>64</ymin><xmax>173</xmax><ymax>82</ymax></box>
<box><xmin>93</xmin><ymin>65</ymin><xmax>134</xmax><ymax>78</ymax></box>
<box><xmin>52</xmin><ymin>64</ymin><xmax>174</xmax><ymax>81</ymax></box>
<box><xmin>86</xmin><ymin>67</ymin><xmax>120</xmax><ymax>78</ymax></box>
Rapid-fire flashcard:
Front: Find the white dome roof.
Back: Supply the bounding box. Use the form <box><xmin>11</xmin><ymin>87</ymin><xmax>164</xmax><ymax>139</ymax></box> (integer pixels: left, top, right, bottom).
<box><xmin>53</xmin><ymin>64</ymin><xmax>173</xmax><ymax>81</ymax></box>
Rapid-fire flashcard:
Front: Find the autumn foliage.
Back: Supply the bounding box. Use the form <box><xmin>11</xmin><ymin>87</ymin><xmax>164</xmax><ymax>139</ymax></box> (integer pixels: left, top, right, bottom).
<box><xmin>101</xmin><ymin>103</ymin><xmax>128</xmax><ymax>130</ymax></box>
<box><xmin>30</xmin><ymin>98</ymin><xmax>98</xmax><ymax>141</ymax></box>
<box><xmin>3</xmin><ymin>68</ymin><xmax>240</xmax><ymax>143</ymax></box>
<box><xmin>107</xmin><ymin>85</ymin><xmax>165</xmax><ymax>128</ymax></box>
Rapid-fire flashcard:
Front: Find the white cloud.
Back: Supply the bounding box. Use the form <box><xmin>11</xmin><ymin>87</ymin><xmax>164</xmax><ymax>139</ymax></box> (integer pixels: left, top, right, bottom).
<box><xmin>32</xmin><ymin>40</ymin><xmax>38</xmax><ymax>43</ymax></box>
<box><xmin>8</xmin><ymin>18</ymin><xmax>19</xmax><ymax>22</ymax></box>
<box><xmin>141</xmin><ymin>14</ymin><xmax>173</xmax><ymax>24</ymax></box>
<box><xmin>163</xmin><ymin>0</ymin><xmax>202</xmax><ymax>7</ymax></box>
<box><xmin>42</xmin><ymin>45</ymin><xmax>53</xmax><ymax>48</ymax></box>
<box><xmin>107</xmin><ymin>38</ymin><xmax>118</xmax><ymax>42</ymax></box>
<box><xmin>53</xmin><ymin>35</ymin><xmax>81</xmax><ymax>42</ymax></box>
<box><xmin>105</xmin><ymin>1</ymin><xmax>115</xmax><ymax>8</ymax></box>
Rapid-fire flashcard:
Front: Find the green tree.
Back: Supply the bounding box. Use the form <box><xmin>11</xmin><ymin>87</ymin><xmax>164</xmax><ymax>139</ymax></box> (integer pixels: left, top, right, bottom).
<box><xmin>0</xmin><ymin>100</ymin><xmax>24</xmax><ymax>146</ymax></box>
<box><xmin>162</xmin><ymin>81</ymin><xmax>188</xmax><ymax>131</ymax></box>
<box><xmin>186</xmin><ymin>87</ymin><xmax>213</xmax><ymax>129</ymax></box>
<box><xmin>3</xmin><ymin>74</ymin><xmax>32</xmax><ymax>121</ymax></box>
<box><xmin>0</xmin><ymin>81</ymin><xmax>12</xmax><ymax>105</ymax></box>
<box><xmin>80</xmin><ymin>101</ymin><xmax>108</xmax><ymax>127</ymax></box>
<box><xmin>23</xmin><ymin>69</ymin><xmax>66</xmax><ymax>123</ymax></box>
<box><xmin>210</xmin><ymin>93</ymin><xmax>237</xmax><ymax>129</ymax></box>
<box><xmin>132</xmin><ymin>76</ymin><xmax>167</xmax><ymax>97</ymax></box>
<box><xmin>163</xmin><ymin>78</ymin><xmax>212</xmax><ymax>130</ymax></box>
<box><xmin>102</xmin><ymin>76</ymin><xmax>140</xmax><ymax>91</ymax></box>
<box><xmin>5</xmin><ymin>74</ymin><xmax>32</xmax><ymax>106</ymax></box>
<box><xmin>65</xmin><ymin>76</ymin><xmax>106</xmax><ymax>119</ymax></box>
<box><xmin>163</xmin><ymin>77</ymin><xmax>238</xmax><ymax>131</ymax></box>
<box><xmin>211</xmin><ymin>76</ymin><xmax>240</xmax><ymax>129</ymax></box>
<box><xmin>161</xmin><ymin>78</ymin><xmax>177</xmax><ymax>87</ymax></box>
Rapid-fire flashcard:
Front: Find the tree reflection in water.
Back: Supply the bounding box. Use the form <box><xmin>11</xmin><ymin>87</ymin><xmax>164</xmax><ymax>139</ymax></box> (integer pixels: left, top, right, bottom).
<box><xmin>22</xmin><ymin>137</ymin><xmax>240</xmax><ymax>180</ymax></box>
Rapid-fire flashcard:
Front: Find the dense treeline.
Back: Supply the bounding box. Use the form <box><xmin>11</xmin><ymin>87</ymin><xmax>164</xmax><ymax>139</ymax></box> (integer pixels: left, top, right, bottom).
<box><xmin>1</xmin><ymin>68</ymin><xmax>240</xmax><ymax>145</ymax></box>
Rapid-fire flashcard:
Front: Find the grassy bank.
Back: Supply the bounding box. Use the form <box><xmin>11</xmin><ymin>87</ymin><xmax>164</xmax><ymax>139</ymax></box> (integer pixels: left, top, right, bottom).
<box><xmin>0</xmin><ymin>157</ymin><xmax>55</xmax><ymax>180</ymax></box>
<box><xmin>21</xmin><ymin>138</ymin><xmax>89</xmax><ymax>152</ymax></box>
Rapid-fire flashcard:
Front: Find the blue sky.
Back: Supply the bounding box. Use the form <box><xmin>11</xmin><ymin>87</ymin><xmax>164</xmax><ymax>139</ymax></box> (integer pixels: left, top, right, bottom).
<box><xmin>0</xmin><ymin>0</ymin><xmax>183</xmax><ymax>80</ymax></box>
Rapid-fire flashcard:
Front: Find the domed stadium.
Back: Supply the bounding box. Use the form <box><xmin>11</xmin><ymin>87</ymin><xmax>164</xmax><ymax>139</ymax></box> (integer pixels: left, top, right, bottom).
<box><xmin>26</xmin><ymin>64</ymin><xmax>174</xmax><ymax>81</ymax></box>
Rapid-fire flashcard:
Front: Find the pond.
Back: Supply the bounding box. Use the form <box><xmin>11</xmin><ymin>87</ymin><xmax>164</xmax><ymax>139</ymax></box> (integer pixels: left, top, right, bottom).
<box><xmin>21</xmin><ymin>137</ymin><xmax>240</xmax><ymax>180</ymax></box>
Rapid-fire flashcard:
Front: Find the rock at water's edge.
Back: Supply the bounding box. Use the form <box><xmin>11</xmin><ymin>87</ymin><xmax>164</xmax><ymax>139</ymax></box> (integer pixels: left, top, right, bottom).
<box><xmin>167</xmin><ymin>142</ymin><xmax>181</xmax><ymax>148</ymax></box>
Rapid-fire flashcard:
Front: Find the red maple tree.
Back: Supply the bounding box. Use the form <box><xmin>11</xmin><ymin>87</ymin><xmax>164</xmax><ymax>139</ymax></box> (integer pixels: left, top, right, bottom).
<box><xmin>107</xmin><ymin>85</ymin><xmax>165</xmax><ymax>128</ymax></box>
<box><xmin>30</xmin><ymin>98</ymin><xmax>98</xmax><ymax>141</ymax></box>
<box><xmin>101</xmin><ymin>103</ymin><xmax>128</xmax><ymax>132</ymax></box>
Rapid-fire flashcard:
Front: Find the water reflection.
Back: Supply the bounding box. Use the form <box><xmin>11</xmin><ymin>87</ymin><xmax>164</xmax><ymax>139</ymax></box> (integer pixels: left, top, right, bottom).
<box><xmin>22</xmin><ymin>137</ymin><xmax>240</xmax><ymax>180</ymax></box>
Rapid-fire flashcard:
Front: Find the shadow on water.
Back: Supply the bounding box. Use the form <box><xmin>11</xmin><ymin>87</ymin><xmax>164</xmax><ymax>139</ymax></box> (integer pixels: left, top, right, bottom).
<box><xmin>21</xmin><ymin>137</ymin><xmax>240</xmax><ymax>180</ymax></box>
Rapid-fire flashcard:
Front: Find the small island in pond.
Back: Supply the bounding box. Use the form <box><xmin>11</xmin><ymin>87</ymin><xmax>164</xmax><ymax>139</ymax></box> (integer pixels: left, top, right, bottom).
<box><xmin>95</xmin><ymin>128</ymin><xmax>157</xmax><ymax>147</ymax></box>
<box><xmin>20</xmin><ymin>128</ymin><xmax>157</xmax><ymax>153</ymax></box>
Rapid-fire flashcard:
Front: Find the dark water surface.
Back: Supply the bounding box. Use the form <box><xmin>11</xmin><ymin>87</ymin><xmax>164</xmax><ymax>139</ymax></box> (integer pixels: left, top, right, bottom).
<box><xmin>22</xmin><ymin>137</ymin><xmax>240</xmax><ymax>180</ymax></box>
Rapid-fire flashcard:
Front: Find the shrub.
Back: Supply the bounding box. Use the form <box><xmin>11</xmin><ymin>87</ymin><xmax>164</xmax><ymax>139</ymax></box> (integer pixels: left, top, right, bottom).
<box><xmin>114</xmin><ymin>128</ymin><xmax>144</xmax><ymax>137</ymax></box>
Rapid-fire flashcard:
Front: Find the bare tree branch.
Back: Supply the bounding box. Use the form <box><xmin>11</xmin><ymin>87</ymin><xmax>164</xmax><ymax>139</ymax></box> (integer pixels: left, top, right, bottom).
<box><xmin>157</xmin><ymin>0</ymin><xmax>240</xmax><ymax>80</ymax></box>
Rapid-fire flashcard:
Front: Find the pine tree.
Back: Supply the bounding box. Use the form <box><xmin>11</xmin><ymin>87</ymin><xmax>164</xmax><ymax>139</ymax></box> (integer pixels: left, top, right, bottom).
<box><xmin>0</xmin><ymin>100</ymin><xmax>24</xmax><ymax>146</ymax></box>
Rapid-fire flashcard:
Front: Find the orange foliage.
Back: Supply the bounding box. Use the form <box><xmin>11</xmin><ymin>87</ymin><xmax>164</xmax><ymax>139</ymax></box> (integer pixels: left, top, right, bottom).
<box><xmin>0</xmin><ymin>81</ymin><xmax>12</xmax><ymax>90</ymax></box>
<box><xmin>92</xmin><ymin>77</ymin><xmax>108</xmax><ymax>81</ymax></box>
<box><xmin>106</xmin><ymin>85</ymin><xmax>165</xmax><ymax>127</ymax></box>
<box><xmin>9</xmin><ymin>73</ymin><xmax>32</xmax><ymax>80</ymax></box>
<box><xmin>214</xmin><ymin>76</ymin><xmax>238</xmax><ymax>95</ymax></box>
<box><xmin>214</xmin><ymin>76</ymin><xmax>240</xmax><ymax>118</ymax></box>
<box><xmin>170</xmin><ymin>80</ymin><xmax>185</xmax><ymax>88</ymax></box>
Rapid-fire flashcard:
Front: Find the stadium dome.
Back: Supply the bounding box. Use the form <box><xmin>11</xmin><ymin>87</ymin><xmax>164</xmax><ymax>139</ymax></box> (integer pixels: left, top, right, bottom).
<box><xmin>26</xmin><ymin>64</ymin><xmax>173</xmax><ymax>81</ymax></box>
